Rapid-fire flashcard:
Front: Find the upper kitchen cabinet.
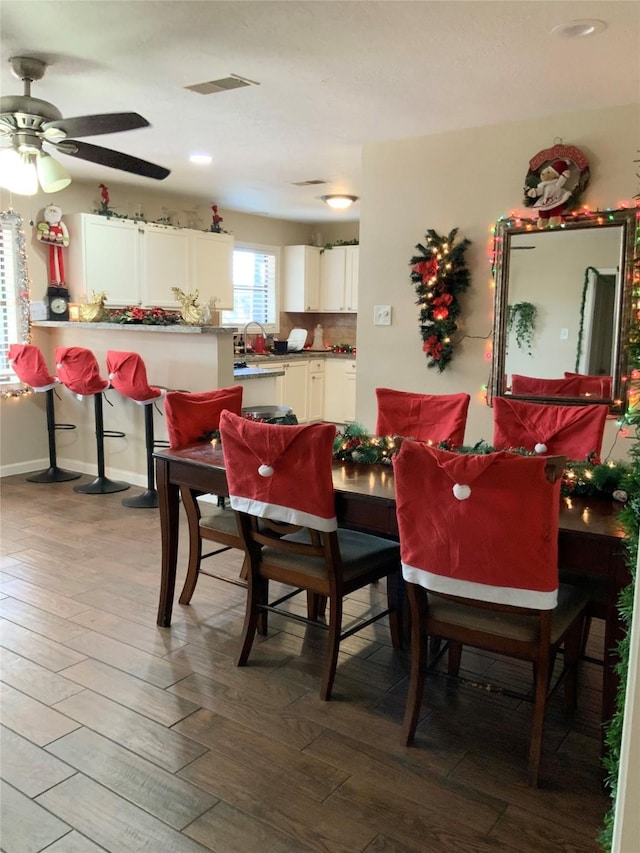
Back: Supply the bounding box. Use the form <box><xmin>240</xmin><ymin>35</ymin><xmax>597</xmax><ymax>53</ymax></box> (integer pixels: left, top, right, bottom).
<box><xmin>320</xmin><ymin>245</ymin><xmax>359</xmax><ymax>312</ymax></box>
<box><xmin>282</xmin><ymin>245</ymin><xmax>321</xmax><ymax>311</ymax></box>
<box><xmin>66</xmin><ymin>214</ymin><xmax>234</xmax><ymax>309</ymax></box>
<box><xmin>66</xmin><ymin>214</ymin><xmax>140</xmax><ymax>305</ymax></box>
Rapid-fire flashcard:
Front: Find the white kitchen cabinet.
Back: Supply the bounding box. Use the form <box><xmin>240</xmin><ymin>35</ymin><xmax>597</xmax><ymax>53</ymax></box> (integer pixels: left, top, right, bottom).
<box><xmin>307</xmin><ymin>358</ymin><xmax>325</xmax><ymax>421</ymax></box>
<box><xmin>66</xmin><ymin>213</ymin><xmax>233</xmax><ymax>309</ymax></box>
<box><xmin>140</xmin><ymin>223</ymin><xmax>190</xmax><ymax>307</ymax></box>
<box><xmin>320</xmin><ymin>245</ymin><xmax>359</xmax><ymax>313</ymax></box>
<box><xmin>263</xmin><ymin>360</ymin><xmax>308</xmax><ymax>422</ymax></box>
<box><xmin>283</xmin><ymin>245</ymin><xmax>321</xmax><ymax>312</ymax></box>
<box><xmin>323</xmin><ymin>358</ymin><xmax>357</xmax><ymax>423</ymax></box>
<box><xmin>66</xmin><ymin>214</ymin><xmax>140</xmax><ymax>305</ymax></box>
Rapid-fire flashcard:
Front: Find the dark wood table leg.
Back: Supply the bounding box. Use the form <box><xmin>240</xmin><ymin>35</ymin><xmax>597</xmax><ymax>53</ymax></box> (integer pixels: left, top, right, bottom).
<box><xmin>156</xmin><ymin>456</ymin><xmax>180</xmax><ymax>627</ymax></box>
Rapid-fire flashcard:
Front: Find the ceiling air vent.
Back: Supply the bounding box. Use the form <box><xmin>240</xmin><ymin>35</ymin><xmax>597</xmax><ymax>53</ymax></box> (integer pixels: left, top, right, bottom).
<box><xmin>185</xmin><ymin>73</ymin><xmax>260</xmax><ymax>95</ymax></box>
<box><xmin>291</xmin><ymin>179</ymin><xmax>327</xmax><ymax>186</ymax></box>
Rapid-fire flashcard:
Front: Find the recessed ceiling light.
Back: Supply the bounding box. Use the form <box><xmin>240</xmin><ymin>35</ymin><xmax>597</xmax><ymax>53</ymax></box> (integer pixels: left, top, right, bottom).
<box><xmin>551</xmin><ymin>19</ymin><xmax>607</xmax><ymax>38</ymax></box>
<box><xmin>189</xmin><ymin>153</ymin><xmax>212</xmax><ymax>165</ymax></box>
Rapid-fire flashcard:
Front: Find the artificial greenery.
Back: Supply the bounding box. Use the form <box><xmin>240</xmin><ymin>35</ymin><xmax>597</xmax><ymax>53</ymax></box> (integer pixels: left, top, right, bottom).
<box><xmin>507</xmin><ymin>301</ymin><xmax>537</xmax><ymax>354</ymax></box>
<box><xmin>409</xmin><ymin>228</ymin><xmax>471</xmax><ymax>371</ymax></box>
<box><xmin>332</xmin><ymin>426</ymin><xmax>630</xmax><ymax>500</ymax></box>
<box><xmin>320</xmin><ymin>239</ymin><xmax>359</xmax><ymax>252</ymax></box>
<box><xmin>103</xmin><ymin>306</ymin><xmax>182</xmax><ymax>325</ymax></box>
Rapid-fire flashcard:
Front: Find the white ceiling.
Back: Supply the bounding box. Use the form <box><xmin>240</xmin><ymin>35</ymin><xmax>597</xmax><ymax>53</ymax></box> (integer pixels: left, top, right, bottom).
<box><xmin>1</xmin><ymin>1</ymin><xmax>638</xmax><ymax>223</ymax></box>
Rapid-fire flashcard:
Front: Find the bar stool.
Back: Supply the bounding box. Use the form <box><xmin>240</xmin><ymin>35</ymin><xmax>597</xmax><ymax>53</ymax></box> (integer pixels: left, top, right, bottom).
<box><xmin>55</xmin><ymin>346</ymin><xmax>129</xmax><ymax>495</ymax></box>
<box><xmin>106</xmin><ymin>350</ymin><xmax>166</xmax><ymax>508</ymax></box>
<box><xmin>7</xmin><ymin>343</ymin><xmax>81</xmax><ymax>483</ymax></box>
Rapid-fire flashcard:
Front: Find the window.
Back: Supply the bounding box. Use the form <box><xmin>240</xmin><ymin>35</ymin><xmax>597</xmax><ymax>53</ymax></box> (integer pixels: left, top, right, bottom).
<box><xmin>221</xmin><ymin>243</ymin><xmax>279</xmax><ymax>331</ymax></box>
<box><xmin>1</xmin><ymin>210</ymin><xmax>30</xmax><ymax>389</ymax></box>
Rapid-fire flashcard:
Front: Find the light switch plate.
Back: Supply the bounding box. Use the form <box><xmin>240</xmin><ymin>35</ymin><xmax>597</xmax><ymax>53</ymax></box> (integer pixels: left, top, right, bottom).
<box><xmin>374</xmin><ymin>305</ymin><xmax>392</xmax><ymax>326</ymax></box>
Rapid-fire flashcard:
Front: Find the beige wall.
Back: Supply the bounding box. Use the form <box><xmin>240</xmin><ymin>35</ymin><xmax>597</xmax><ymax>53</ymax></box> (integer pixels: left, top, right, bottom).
<box><xmin>356</xmin><ymin>103</ymin><xmax>639</xmax><ymax>458</ymax></box>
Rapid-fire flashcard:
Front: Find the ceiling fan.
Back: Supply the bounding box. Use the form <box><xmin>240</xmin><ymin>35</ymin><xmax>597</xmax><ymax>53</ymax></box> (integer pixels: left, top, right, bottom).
<box><xmin>0</xmin><ymin>56</ymin><xmax>170</xmax><ymax>195</ymax></box>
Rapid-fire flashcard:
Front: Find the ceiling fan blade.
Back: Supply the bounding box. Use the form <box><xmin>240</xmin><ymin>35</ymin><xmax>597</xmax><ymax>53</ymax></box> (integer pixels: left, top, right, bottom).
<box><xmin>54</xmin><ymin>139</ymin><xmax>170</xmax><ymax>180</ymax></box>
<box><xmin>42</xmin><ymin>112</ymin><xmax>150</xmax><ymax>139</ymax></box>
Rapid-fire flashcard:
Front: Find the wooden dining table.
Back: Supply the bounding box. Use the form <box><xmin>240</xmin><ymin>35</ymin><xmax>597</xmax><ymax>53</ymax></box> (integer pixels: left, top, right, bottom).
<box><xmin>154</xmin><ymin>441</ymin><xmax>629</xmax><ymax>741</ymax></box>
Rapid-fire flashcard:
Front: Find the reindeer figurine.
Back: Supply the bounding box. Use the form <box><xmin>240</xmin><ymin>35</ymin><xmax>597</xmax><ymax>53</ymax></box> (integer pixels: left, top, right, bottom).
<box><xmin>172</xmin><ymin>287</ymin><xmax>204</xmax><ymax>325</ymax></box>
<box><xmin>78</xmin><ymin>290</ymin><xmax>108</xmax><ymax>323</ymax></box>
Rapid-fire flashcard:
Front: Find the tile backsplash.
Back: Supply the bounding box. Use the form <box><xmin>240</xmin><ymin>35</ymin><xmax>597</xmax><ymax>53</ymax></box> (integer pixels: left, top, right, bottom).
<box><xmin>279</xmin><ymin>312</ymin><xmax>357</xmax><ymax>348</ymax></box>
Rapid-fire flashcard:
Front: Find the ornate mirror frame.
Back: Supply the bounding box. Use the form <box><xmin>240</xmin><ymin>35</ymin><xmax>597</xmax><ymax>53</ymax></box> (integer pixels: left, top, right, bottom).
<box><xmin>489</xmin><ymin>208</ymin><xmax>639</xmax><ymax>415</ymax></box>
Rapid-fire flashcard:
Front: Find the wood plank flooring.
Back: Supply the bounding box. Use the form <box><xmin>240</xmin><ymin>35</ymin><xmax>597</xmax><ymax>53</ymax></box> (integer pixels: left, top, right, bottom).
<box><xmin>0</xmin><ymin>474</ymin><xmax>608</xmax><ymax>852</ymax></box>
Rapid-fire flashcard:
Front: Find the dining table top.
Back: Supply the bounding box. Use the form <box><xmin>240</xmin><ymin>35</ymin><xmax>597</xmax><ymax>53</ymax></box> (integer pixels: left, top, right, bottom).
<box><xmin>154</xmin><ymin>440</ymin><xmax>626</xmax><ymax>541</ymax></box>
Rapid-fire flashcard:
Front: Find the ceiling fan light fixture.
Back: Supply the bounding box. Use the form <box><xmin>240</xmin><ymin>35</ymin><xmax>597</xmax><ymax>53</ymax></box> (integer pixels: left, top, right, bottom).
<box><xmin>37</xmin><ymin>152</ymin><xmax>71</xmax><ymax>193</ymax></box>
<box><xmin>321</xmin><ymin>194</ymin><xmax>359</xmax><ymax>210</ymax></box>
<box><xmin>0</xmin><ymin>148</ymin><xmax>39</xmax><ymax>195</ymax></box>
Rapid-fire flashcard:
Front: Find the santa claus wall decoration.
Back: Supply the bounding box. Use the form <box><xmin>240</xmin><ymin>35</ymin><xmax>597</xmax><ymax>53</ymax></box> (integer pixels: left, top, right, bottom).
<box><xmin>37</xmin><ymin>204</ymin><xmax>69</xmax><ymax>285</ymax></box>
<box><xmin>523</xmin><ymin>144</ymin><xmax>590</xmax><ymax>228</ymax></box>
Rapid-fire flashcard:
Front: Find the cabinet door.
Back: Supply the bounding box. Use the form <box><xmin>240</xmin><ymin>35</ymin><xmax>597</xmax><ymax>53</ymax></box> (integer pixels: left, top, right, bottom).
<box><xmin>344</xmin><ymin>360</ymin><xmax>357</xmax><ymax>422</ymax></box>
<box><xmin>69</xmin><ymin>214</ymin><xmax>140</xmax><ymax>305</ymax></box>
<box><xmin>140</xmin><ymin>225</ymin><xmax>190</xmax><ymax>307</ymax></box>
<box><xmin>308</xmin><ymin>359</ymin><xmax>325</xmax><ymax>421</ymax></box>
<box><xmin>320</xmin><ymin>247</ymin><xmax>347</xmax><ymax>311</ymax></box>
<box><xmin>323</xmin><ymin>359</ymin><xmax>346</xmax><ymax>422</ymax></box>
<box><xmin>283</xmin><ymin>245</ymin><xmax>321</xmax><ymax>311</ymax></box>
<box><xmin>282</xmin><ymin>360</ymin><xmax>308</xmax><ymax>422</ymax></box>
<box><xmin>191</xmin><ymin>231</ymin><xmax>234</xmax><ymax>310</ymax></box>
<box><xmin>345</xmin><ymin>246</ymin><xmax>359</xmax><ymax>312</ymax></box>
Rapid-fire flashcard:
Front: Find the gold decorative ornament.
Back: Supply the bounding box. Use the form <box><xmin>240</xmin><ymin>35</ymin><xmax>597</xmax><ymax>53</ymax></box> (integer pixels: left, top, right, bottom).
<box><xmin>78</xmin><ymin>291</ymin><xmax>108</xmax><ymax>322</ymax></box>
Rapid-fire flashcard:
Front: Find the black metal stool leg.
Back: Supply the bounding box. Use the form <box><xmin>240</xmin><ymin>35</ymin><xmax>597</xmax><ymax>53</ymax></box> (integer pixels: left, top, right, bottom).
<box><xmin>122</xmin><ymin>403</ymin><xmax>158</xmax><ymax>508</ymax></box>
<box><xmin>74</xmin><ymin>393</ymin><xmax>129</xmax><ymax>495</ymax></box>
<box><xmin>27</xmin><ymin>388</ymin><xmax>81</xmax><ymax>483</ymax></box>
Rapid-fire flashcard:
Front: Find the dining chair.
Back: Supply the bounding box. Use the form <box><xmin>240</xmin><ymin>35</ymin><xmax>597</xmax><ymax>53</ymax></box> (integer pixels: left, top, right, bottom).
<box><xmin>375</xmin><ymin>387</ymin><xmax>470</xmax><ymax>447</ymax></box>
<box><xmin>164</xmin><ymin>386</ymin><xmax>244</xmax><ymax>603</ymax></box>
<box><xmin>510</xmin><ymin>374</ymin><xmax>583</xmax><ymax>397</ymax></box>
<box><xmin>563</xmin><ymin>372</ymin><xmax>613</xmax><ymax>398</ymax></box>
<box><xmin>394</xmin><ymin>441</ymin><xmax>589</xmax><ymax>785</ymax></box>
<box><xmin>492</xmin><ymin>396</ymin><xmax>608</xmax><ymax>462</ymax></box>
<box><xmin>219</xmin><ymin>409</ymin><xmax>403</xmax><ymax>700</ymax></box>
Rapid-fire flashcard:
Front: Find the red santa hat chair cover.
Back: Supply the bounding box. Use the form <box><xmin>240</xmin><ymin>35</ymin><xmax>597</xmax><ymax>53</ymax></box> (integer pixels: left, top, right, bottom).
<box><xmin>563</xmin><ymin>372</ymin><xmax>613</xmax><ymax>398</ymax></box>
<box><xmin>164</xmin><ymin>386</ymin><xmax>243</xmax><ymax>448</ymax></box>
<box><xmin>7</xmin><ymin>343</ymin><xmax>80</xmax><ymax>483</ymax></box>
<box><xmin>510</xmin><ymin>374</ymin><xmax>583</xmax><ymax>397</ymax></box>
<box><xmin>375</xmin><ymin>387</ymin><xmax>470</xmax><ymax>447</ymax></box>
<box><xmin>219</xmin><ymin>410</ymin><xmax>402</xmax><ymax>699</ymax></box>
<box><xmin>493</xmin><ymin>396</ymin><xmax>608</xmax><ymax>462</ymax></box>
<box><xmin>163</xmin><ymin>386</ymin><xmax>245</xmax><ymax>605</ymax></box>
<box><xmin>54</xmin><ymin>346</ymin><xmax>129</xmax><ymax>495</ymax></box>
<box><xmin>106</xmin><ymin>350</ymin><xmax>166</xmax><ymax>508</ymax></box>
<box><xmin>393</xmin><ymin>440</ymin><xmax>589</xmax><ymax>785</ymax></box>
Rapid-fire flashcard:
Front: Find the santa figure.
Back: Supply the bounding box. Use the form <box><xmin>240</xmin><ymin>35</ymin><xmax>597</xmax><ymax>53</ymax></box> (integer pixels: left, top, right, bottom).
<box><xmin>37</xmin><ymin>204</ymin><xmax>69</xmax><ymax>284</ymax></box>
<box><xmin>527</xmin><ymin>159</ymin><xmax>573</xmax><ymax>228</ymax></box>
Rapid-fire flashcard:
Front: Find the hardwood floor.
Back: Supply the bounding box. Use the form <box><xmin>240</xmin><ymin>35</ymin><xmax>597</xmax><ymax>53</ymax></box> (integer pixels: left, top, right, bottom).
<box><xmin>0</xmin><ymin>474</ymin><xmax>608</xmax><ymax>852</ymax></box>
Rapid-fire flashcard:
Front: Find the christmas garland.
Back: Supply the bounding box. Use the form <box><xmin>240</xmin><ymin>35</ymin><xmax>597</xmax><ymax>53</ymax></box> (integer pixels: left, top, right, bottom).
<box><xmin>332</xmin><ymin>424</ymin><xmax>629</xmax><ymax>500</ymax></box>
<box><xmin>410</xmin><ymin>228</ymin><xmax>471</xmax><ymax>371</ymax></box>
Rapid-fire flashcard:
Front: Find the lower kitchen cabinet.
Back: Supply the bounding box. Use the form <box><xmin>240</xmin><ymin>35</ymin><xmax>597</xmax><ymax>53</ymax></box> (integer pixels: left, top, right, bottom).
<box><xmin>324</xmin><ymin>359</ymin><xmax>357</xmax><ymax>423</ymax></box>
<box><xmin>267</xmin><ymin>360</ymin><xmax>308</xmax><ymax>422</ymax></box>
<box><xmin>307</xmin><ymin>358</ymin><xmax>325</xmax><ymax>421</ymax></box>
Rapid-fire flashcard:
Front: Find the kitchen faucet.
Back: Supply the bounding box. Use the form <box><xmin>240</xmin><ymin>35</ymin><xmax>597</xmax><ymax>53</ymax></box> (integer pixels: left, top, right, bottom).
<box><xmin>243</xmin><ymin>321</ymin><xmax>266</xmax><ymax>352</ymax></box>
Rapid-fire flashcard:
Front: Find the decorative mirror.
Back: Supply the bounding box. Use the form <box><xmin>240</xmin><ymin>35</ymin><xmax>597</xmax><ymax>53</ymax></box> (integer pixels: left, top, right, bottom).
<box><xmin>489</xmin><ymin>208</ymin><xmax>639</xmax><ymax>415</ymax></box>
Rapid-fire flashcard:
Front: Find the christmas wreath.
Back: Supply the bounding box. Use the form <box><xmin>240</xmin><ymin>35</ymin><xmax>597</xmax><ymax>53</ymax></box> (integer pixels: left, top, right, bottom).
<box><xmin>410</xmin><ymin>228</ymin><xmax>471</xmax><ymax>371</ymax></box>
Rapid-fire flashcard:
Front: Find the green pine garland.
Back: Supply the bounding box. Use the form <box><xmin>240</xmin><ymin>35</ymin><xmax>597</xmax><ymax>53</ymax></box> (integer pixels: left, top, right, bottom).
<box><xmin>410</xmin><ymin>228</ymin><xmax>471</xmax><ymax>371</ymax></box>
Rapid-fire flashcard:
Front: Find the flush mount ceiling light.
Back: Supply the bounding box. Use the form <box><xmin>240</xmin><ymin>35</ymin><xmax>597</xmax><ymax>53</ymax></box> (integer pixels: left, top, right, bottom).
<box><xmin>189</xmin><ymin>153</ymin><xmax>212</xmax><ymax>165</ymax></box>
<box><xmin>321</xmin><ymin>194</ymin><xmax>359</xmax><ymax>210</ymax></box>
<box><xmin>551</xmin><ymin>19</ymin><xmax>607</xmax><ymax>38</ymax></box>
